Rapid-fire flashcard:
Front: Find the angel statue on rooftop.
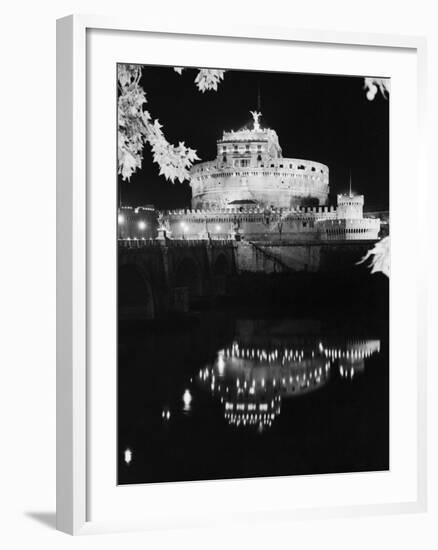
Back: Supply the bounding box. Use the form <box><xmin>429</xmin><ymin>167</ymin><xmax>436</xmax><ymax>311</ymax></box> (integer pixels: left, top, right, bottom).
<box><xmin>250</xmin><ymin>110</ymin><xmax>262</xmax><ymax>131</ymax></box>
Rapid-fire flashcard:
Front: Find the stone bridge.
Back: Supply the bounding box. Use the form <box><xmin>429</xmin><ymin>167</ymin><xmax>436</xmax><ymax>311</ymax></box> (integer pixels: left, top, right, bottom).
<box><xmin>118</xmin><ymin>239</ymin><xmax>237</xmax><ymax>320</ymax></box>
<box><xmin>118</xmin><ymin>237</ymin><xmax>377</xmax><ymax>320</ymax></box>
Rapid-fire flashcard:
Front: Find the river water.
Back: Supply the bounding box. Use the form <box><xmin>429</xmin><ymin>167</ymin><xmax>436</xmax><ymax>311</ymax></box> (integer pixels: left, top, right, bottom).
<box><xmin>118</xmin><ymin>310</ymin><xmax>389</xmax><ymax>485</ymax></box>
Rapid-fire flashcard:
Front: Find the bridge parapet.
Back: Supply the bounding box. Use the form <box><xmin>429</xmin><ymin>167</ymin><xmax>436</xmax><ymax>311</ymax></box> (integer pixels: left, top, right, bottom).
<box><xmin>118</xmin><ymin>238</ymin><xmax>236</xmax><ymax>249</ymax></box>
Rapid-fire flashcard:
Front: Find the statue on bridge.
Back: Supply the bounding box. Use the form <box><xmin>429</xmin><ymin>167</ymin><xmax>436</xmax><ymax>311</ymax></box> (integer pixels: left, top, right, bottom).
<box><xmin>156</xmin><ymin>211</ymin><xmax>171</xmax><ymax>242</ymax></box>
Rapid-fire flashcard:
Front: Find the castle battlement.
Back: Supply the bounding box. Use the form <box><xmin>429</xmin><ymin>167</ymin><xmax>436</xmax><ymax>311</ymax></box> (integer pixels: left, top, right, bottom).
<box><xmin>164</xmin><ymin>205</ymin><xmax>337</xmax><ymax>217</ymax></box>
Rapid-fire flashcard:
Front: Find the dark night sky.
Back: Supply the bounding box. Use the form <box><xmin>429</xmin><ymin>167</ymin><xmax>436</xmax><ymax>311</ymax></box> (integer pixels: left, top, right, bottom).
<box><xmin>119</xmin><ymin>66</ymin><xmax>389</xmax><ymax>211</ymax></box>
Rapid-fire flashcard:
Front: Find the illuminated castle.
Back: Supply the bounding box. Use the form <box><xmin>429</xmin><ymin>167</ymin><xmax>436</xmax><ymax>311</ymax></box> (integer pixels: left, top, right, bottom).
<box><xmin>191</xmin><ymin>111</ymin><xmax>329</xmax><ymax>210</ymax></box>
<box><xmin>159</xmin><ymin>112</ymin><xmax>381</xmax><ymax>242</ymax></box>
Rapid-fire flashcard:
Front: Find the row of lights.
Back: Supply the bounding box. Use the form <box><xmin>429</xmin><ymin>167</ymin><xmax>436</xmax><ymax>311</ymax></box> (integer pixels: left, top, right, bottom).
<box><xmin>339</xmin><ymin>366</ymin><xmax>358</xmax><ymax>379</ymax></box>
<box><xmin>202</xmin><ymin>361</ymin><xmax>331</xmax><ymax>390</ymax></box>
<box><xmin>224</xmin><ymin>413</ymin><xmax>277</xmax><ymax>429</ymax></box>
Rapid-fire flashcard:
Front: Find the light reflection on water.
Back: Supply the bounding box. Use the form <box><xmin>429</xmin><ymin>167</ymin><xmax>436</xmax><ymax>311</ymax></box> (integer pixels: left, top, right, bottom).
<box><xmin>119</xmin><ymin>315</ymin><xmax>388</xmax><ymax>483</ymax></box>
<box><xmin>182</xmin><ymin>389</ymin><xmax>193</xmax><ymax>412</ymax></box>
<box><xmin>194</xmin><ymin>322</ymin><xmax>381</xmax><ymax>430</ymax></box>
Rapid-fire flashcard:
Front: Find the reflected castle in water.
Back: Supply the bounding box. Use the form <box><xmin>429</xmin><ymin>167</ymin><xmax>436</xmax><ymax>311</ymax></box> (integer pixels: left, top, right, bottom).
<box><xmin>196</xmin><ymin>321</ymin><xmax>381</xmax><ymax>431</ymax></box>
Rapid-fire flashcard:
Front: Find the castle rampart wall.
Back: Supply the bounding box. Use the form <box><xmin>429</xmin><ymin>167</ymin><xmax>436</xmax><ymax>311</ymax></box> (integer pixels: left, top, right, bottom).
<box><xmin>190</xmin><ymin>157</ymin><xmax>329</xmax><ymax>209</ymax></box>
<box><xmin>117</xmin><ymin>204</ymin><xmax>381</xmax><ymax>243</ymax></box>
<box><xmin>165</xmin><ymin>207</ymin><xmax>338</xmax><ymax>241</ymax></box>
<box><xmin>317</xmin><ymin>218</ymin><xmax>380</xmax><ymax>241</ymax></box>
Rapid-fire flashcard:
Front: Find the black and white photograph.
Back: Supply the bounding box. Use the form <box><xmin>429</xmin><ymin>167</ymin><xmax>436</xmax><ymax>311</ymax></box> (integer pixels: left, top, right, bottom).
<box><xmin>117</xmin><ymin>64</ymin><xmax>390</xmax><ymax>485</ymax></box>
<box><xmin>2</xmin><ymin>0</ymin><xmax>435</xmax><ymax>544</ymax></box>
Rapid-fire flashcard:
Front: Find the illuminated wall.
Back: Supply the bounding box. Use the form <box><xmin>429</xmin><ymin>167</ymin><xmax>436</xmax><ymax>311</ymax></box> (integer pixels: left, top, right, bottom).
<box><xmin>117</xmin><ymin>206</ymin><xmax>157</xmax><ymax>240</ymax></box>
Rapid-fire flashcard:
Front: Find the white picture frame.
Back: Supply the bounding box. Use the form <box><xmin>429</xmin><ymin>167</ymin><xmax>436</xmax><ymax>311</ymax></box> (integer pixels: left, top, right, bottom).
<box><xmin>56</xmin><ymin>14</ymin><xmax>428</xmax><ymax>535</ymax></box>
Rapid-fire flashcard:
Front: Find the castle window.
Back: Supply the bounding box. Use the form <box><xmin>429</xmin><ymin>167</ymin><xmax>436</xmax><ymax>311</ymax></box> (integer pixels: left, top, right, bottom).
<box><xmin>311</xmin><ymin>167</ymin><xmax>316</xmax><ymax>171</ymax></box>
<box><xmin>222</xmin><ymin>155</ymin><xmax>227</xmax><ymax>162</ymax></box>
<box><xmin>257</xmin><ymin>154</ymin><xmax>262</xmax><ymax>161</ymax></box>
<box><xmin>298</xmin><ymin>165</ymin><xmax>305</xmax><ymax>170</ymax></box>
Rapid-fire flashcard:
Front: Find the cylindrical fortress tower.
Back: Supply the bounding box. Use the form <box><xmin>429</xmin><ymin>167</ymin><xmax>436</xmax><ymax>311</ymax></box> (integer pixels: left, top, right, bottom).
<box><xmin>336</xmin><ymin>193</ymin><xmax>364</xmax><ymax>219</ymax></box>
<box><xmin>190</xmin><ymin>112</ymin><xmax>329</xmax><ymax>210</ymax></box>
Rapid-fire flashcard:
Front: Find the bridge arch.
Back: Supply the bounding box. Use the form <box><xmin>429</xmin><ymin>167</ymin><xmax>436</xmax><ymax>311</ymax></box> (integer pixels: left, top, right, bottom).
<box><xmin>118</xmin><ymin>263</ymin><xmax>155</xmax><ymax>320</ymax></box>
<box><xmin>213</xmin><ymin>252</ymin><xmax>230</xmax><ymax>277</ymax></box>
<box><xmin>174</xmin><ymin>256</ymin><xmax>203</xmax><ymax>298</ymax></box>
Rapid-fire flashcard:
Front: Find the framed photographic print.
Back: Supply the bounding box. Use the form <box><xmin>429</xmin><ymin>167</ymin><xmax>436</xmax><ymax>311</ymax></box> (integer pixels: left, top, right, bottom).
<box><xmin>56</xmin><ymin>15</ymin><xmax>427</xmax><ymax>534</ymax></box>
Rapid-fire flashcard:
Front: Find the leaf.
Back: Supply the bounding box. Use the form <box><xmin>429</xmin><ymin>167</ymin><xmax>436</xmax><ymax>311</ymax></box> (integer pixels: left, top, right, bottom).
<box><xmin>117</xmin><ymin>64</ymin><xmax>199</xmax><ymax>183</ymax></box>
<box><xmin>364</xmin><ymin>77</ymin><xmax>390</xmax><ymax>101</ymax></box>
<box><xmin>194</xmin><ymin>69</ymin><xmax>225</xmax><ymax>92</ymax></box>
<box><xmin>357</xmin><ymin>236</ymin><xmax>390</xmax><ymax>277</ymax></box>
